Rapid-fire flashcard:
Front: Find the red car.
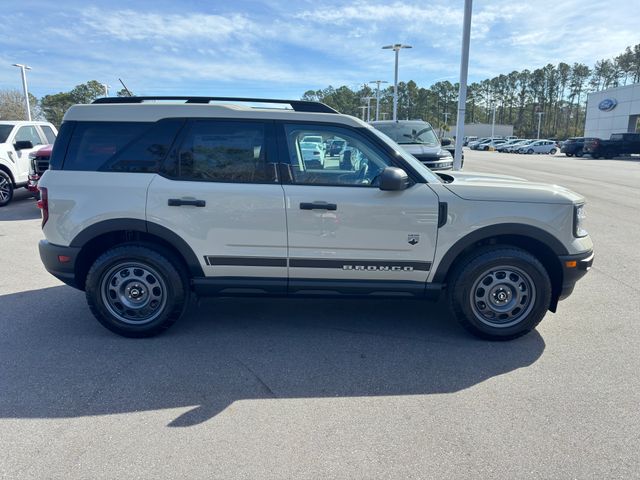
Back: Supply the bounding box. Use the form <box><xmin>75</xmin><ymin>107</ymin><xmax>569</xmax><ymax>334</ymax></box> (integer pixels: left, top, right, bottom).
<box><xmin>27</xmin><ymin>144</ymin><xmax>52</xmax><ymax>195</ymax></box>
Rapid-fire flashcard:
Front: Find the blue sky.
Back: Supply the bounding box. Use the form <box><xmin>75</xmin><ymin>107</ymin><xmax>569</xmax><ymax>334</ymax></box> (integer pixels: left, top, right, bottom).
<box><xmin>1</xmin><ymin>0</ymin><xmax>638</xmax><ymax>99</ymax></box>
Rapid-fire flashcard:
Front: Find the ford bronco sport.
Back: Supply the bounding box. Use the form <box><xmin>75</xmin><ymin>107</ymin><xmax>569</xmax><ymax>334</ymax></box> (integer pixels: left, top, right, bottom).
<box><xmin>38</xmin><ymin>96</ymin><xmax>593</xmax><ymax>340</ymax></box>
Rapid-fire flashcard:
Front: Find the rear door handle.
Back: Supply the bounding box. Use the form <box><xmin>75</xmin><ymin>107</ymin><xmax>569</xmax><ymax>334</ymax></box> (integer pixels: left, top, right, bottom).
<box><xmin>300</xmin><ymin>202</ymin><xmax>337</xmax><ymax>211</ymax></box>
<box><xmin>168</xmin><ymin>198</ymin><xmax>206</xmax><ymax>207</ymax></box>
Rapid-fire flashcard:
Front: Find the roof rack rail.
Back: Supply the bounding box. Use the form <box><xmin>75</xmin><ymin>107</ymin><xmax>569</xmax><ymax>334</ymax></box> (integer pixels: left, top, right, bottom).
<box><xmin>91</xmin><ymin>96</ymin><xmax>339</xmax><ymax>114</ymax></box>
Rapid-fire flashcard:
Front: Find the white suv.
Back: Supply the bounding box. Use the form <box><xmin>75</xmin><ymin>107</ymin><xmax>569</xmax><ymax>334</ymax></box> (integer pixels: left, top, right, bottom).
<box><xmin>38</xmin><ymin>96</ymin><xmax>593</xmax><ymax>340</ymax></box>
<box><xmin>0</xmin><ymin>121</ymin><xmax>58</xmax><ymax>206</ymax></box>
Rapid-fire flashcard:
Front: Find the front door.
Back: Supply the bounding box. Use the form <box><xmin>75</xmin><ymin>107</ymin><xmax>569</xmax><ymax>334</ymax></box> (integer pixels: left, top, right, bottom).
<box><xmin>10</xmin><ymin>125</ymin><xmax>46</xmax><ymax>183</ymax></box>
<box><xmin>146</xmin><ymin>119</ymin><xmax>288</xmax><ymax>291</ymax></box>
<box><xmin>279</xmin><ymin>123</ymin><xmax>440</xmax><ymax>295</ymax></box>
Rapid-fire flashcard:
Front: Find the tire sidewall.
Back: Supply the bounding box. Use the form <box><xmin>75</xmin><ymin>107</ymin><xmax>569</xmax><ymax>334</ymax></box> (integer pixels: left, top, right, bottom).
<box><xmin>450</xmin><ymin>249</ymin><xmax>551</xmax><ymax>339</ymax></box>
<box><xmin>85</xmin><ymin>245</ymin><xmax>188</xmax><ymax>337</ymax></box>
<box><xmin>0</xmin><ymin>171</ymin><xmax>14</xmax><ymax>207</ymax></box>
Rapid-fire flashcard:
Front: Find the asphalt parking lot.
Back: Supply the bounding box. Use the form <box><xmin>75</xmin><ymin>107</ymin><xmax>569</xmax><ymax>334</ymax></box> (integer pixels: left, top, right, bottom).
<box><xmin>1</xmin><ymin>151</ymin><xmax>639</xmax><ymax>479</ymax></box>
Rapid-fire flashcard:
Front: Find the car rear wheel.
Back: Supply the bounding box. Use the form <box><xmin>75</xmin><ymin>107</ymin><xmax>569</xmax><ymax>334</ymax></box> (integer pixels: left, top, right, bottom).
<box><xmin>565</xmin><ymin>153</ymin><xmax>573</xmax><ymax>157</ymax></box>
<box><xmin>575</xmin><ymin>150</ymin><xmax>583</xmax><ymax>158</ymax></box>
<box><xmin>527</xmin><ymin>148</ymin><xmax>534</xmax><ymax>154</ymax></box>
<box><xmin>85</xmin><ymin>245</ymin><xmax>189</xmax><ymax>337</ymax></box>
<box><xmin>0</xmin><ymin>171</ymin><xmax>14</xmax><ymax>207</ymax></box>
<box><xmin>448</xmin><ymin>247</ymin><xmax>551</xmax><ymax>340</ymax></box>
<box><xmin>550</xmin><ymin>148</ymin><xmax>557</xmax><ymax>154</ymax></box>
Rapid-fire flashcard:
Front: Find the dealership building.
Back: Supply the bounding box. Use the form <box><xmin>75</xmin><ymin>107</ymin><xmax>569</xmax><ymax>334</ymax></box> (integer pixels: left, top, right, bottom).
<box><xmin>584</xmin><ymin>82</ymin><xmax>640</xmax><ymax>139</ymax></box>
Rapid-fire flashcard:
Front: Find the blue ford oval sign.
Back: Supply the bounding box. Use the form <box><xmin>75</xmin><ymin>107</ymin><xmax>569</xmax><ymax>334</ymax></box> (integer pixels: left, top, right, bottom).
<box><xmin>598</xmin><ymin>98</ymin><xmax>617</xmax><ymax>111</ymax></box>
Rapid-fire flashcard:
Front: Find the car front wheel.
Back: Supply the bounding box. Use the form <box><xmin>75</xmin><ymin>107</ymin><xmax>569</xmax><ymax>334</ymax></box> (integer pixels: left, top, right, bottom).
<box><xmin>0</xmin><ymin>171</ymin><xmax>14</xmax><ymax>207</ymax></box>
<box><xmin>527</xmin><ymin>148</ymin><xmax>534</xmax><ymax>154</ymax></box>
<box><xmin>85</xmin><ymin>245</ymin><xmax>189</xmax><ymax>337</ymax></box>
<box><xmin>448</xmin><ymin>247</ymin><xmax>552</xmax><ymax>340</ymax></box>
<box><xmin>550</xmin><ymin>148</ymin><xmax>557</xmax><ymax>154</ymax></box>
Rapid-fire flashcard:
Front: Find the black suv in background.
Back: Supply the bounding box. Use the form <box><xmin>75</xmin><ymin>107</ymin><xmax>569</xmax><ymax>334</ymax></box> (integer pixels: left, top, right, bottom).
<box><xmin>561</xmin><ymin>137</ymin><xmax>597</xmax><ymax>157</ymax></box>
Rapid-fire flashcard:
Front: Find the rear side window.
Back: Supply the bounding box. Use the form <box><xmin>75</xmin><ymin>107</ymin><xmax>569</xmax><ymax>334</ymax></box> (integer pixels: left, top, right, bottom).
<box><xmin>166</xmin><ymin>120</ymin><xmax>270</xmax><ymax>183</ymax></box>
<box><xmin>62</xmin><ymin>120</ymin><xmax>183</xmax><ymax>172</ymax></box>
<box><xmin>40</xmin><ymin>125</ymin><xmax>57</xmax><ymax>144</ymax></box>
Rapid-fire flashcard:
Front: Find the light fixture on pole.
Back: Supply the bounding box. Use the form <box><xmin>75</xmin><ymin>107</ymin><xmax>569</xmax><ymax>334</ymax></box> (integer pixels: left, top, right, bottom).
<box><xmin>453</xmin><ymin>0</ymin><xmax>473</xmax><ymax>171</ymax></box>
<box><xmin>369</xmin><ymin>80</ymin><xmax>388</xmax><ymax>121</ymax></box>
<box><xmin>12</xmin><ymin>63</ymin><xmax>32</xmax><ymax>121</ymax></box>
<box><xmin>382</xmin><ymin>43</ymin><xmax>412</xmax><ymax>121</ymax></box>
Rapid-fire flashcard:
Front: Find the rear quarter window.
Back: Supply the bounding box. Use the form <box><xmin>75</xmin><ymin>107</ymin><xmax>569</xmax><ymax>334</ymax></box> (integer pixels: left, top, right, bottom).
<box><xmin>61</xmin><ymin>120</ymin><xmax>184</xmax><ymax>172</ymax></box>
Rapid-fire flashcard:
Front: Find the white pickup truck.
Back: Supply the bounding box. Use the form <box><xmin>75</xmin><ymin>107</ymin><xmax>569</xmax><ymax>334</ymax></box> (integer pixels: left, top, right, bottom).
<box><xmin>0</xmin><ymin>121</ymin><xmax>58</xmax><ymax>206</ymax></box>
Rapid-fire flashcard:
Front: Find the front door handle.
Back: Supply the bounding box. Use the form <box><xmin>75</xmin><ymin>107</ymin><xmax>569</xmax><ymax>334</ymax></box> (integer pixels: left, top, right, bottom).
<box><xmin>300</xmin><ymin>201</ymin><xmax>337</xmax><ymax>211</ymax></box>
<box><xmin>168</xmin><ymin>198</ymin><xmax>206</xmax><ymax>207</ymax></box>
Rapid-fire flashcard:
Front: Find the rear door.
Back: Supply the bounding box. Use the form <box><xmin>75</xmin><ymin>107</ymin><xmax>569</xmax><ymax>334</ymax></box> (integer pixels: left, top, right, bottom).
<box><xmin>146</xmin><ymin>119</ymin><xmax>288</xmax><ymax>292</ymax></box>
<box><xmin>278</xmin><ymin>122</ymin><xmax>440</xmax><ymax>295</ymax></box>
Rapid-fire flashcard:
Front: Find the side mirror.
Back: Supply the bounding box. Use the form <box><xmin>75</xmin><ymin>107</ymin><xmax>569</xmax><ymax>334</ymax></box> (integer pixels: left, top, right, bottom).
<box><xmin>440</xmin><ymin>138</ymin><xmax>452</xmax><ymax>146</ymax></box>
<box><xmin>379</xmin><ymin>167</ymin><xmax>409</xmax><ymax>191</ymax></box>
<box><xmin>14</xmin><ymin>140</ymin><xmax>33</xmax><ymax>150</ymax></box>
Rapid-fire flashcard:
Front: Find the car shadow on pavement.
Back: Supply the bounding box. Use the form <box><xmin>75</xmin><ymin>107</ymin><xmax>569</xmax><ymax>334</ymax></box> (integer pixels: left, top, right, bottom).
<box><xmin>0</xmin><ymin>190</ymin><xmax>40</xmax><ymax>221</ymax></box>
<box><xmin>0</xmin><ymin>285</ymin><xmax>545</xmax><ymax>427</ymax></box>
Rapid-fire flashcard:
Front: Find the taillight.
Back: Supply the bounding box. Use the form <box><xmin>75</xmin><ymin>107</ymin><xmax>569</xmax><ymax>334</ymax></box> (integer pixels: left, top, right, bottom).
<box><xmin>37</xmin><ymin>187</ymin><xmax>48</xmax><ymax>227</ymax></box>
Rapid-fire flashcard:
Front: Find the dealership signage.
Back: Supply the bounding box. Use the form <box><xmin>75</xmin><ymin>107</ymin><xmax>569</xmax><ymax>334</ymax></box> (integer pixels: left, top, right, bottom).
<box><xmin>598</xmin><ymin>98</ymin><xmax>618</xmax><ymax>112</ymax></box>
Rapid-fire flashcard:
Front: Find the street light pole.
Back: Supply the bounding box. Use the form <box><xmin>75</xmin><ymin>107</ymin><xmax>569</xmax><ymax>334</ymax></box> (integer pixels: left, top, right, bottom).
<box><xmin>12</xmin><ymin>63</ymin><xmax>32</xmax><ymax>121</ymax></box>
<box><xmin>382</xmin><ymin>44</ymin><xmax>412</xmax><ymax>121</ymax></box>
<box><xmin>369</xmin><ymin>80</ymin><xmax>388</xmax><ymax>121</ymax></box>
<box><xmin>453</xmin><ymin>0</ymin><xmax>472</xmax><ymax>170</ymax></box>
<box><xmin>491</xmin><ymin>104</ymin><xmax>497</xmax><ymax>139</ymax></box>
<box><xmin>536</xmin><ymin>111</ymin><xmax>544</xmax><ymax>139</ymax></box>
<box><xmin>363</xmin><ymin>96</ymin><xmax>374</xmax><ymax>122</ymax></box>
<box><xmin>358</xmin><ymin>106</ymin><xmax>367</xmax><ymax>121</ymax></box>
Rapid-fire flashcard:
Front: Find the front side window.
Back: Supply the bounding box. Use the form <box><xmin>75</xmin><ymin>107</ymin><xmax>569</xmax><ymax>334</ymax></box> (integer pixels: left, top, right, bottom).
<box><xmin>14</xmin><ymin>126</ymin><xmax>43</xmax><ymax>146</ymax></box>
<box><xmin>171</xmin><ymin>120</ymin><xmax>269</xmax><ymax>183</ymax></box>
<box><xmin>284</xmin><ymin>124</ymin><xmax>392</xmax><ymax>187</ymax></box>
<box><xmin>374</xmin><ymin>122</ymin><xmax>438</xmax><ymax>146</ymax></box>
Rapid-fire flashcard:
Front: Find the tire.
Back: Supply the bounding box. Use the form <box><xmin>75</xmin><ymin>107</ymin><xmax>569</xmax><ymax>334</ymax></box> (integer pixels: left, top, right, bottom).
<box><xmin>565</xmin><ymin>153</ymin><xmax>573</xmax><ymax>157</ymax></box>
<box><xmin>0</xmin><ymin>171</ymin><xmax>14</xmax><ymax>207</ymax></box>
<box><xmin>591</xmin><ymin>153</ymin><xmax>599</xmax><ymax>159</ymax></box>
<box><xmin>527</xmin><ymin>148</ymin><xmax>534</xmax><ymax>154</ymax></box>
<box><xmin>575</xmin><ymin>150</ymin><xmax>583</xmax><ymax>158</ymax></box>
<box><xmin>85</xmin><ymin>245</ymin><xmax>189</xmax><ymax>337</ymax></box>
<box><xmin>549</xmin><ymin>148</ymin><xmax>557</xmax><ymax>154</ymax></box>
<box><xmin>447</xmin><ymin>247</ymin><xmax>552</xmax><ymax>340</ymax></box>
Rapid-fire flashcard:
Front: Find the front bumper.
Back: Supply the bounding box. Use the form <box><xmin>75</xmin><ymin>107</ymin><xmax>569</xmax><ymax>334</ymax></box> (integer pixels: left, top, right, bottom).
<box><xmin>39</xmin><ymin>240</ymin><xmax>81</xmax><ymax>289</ymax></box>
<box><xmin>558</xmin><ymin>249</ymin><xmax>594</xmax><ymax>301</ymax></box>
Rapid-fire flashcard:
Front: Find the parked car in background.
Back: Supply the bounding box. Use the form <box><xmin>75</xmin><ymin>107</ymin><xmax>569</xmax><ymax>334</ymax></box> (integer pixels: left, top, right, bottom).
<box><xmin>27</xmin><ymin>144</ymin><xmax>53</xmax><ymax>197</ymax></box>
<box><xmin>469</xmin><ymin>138</ymin><xmax>492</xmax><ymax>150</ymax></box>
<box><xmin>300</xmin><ymin>141</ymin><xmax>326</xmax><ymax>166</ymax></box>
<box><xmin>371</xmin><ymin>120</ymin><xmax>454</xmax><ymax>170</ymax></box>
<box><xmin>518</xmin><ymin>140</ymin><xmax>559</xmax><ymax>155</ymax></box>
<box><xmin>583</xmin><ymin>133</ymin><xmax>640</xmax><ymax>159</ymax></box>
<box><xmin>495</xmin><ymin>139</ymin><xmax>524</xmax><ymax>152</ymax></box>
<box><xmin>463</xmin><ymin>135</ymin><xmax>477</xmax><ymax>146</ymax></box>
<box><xmin>561</xmin><ymin>137</ymin><xmax>597</xmax><ymax>157</ymax></box>
<box><xmin>480</xmin><ymin>139</ymin><xmax>507</xmax><ymax>151</ymax></box>
<box><xmin>504</xmin><ymin>140</ymin><xmax>534</xmax><ymax>153</ymax></box>
<box><xmin>328</xmin><ymin>139</ymin><xmax>346</xmax><ymax>156</ymax></box>
<box><xmin>0</xmin><ymin>121</ymin><xmax>58</xmax><ymax>206</ymax></box>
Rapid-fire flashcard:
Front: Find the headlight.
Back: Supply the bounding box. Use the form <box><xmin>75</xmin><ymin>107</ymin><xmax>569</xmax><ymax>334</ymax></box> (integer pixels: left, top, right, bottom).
<box><xmin>438</xmin><ymin>149</ymin><xmax>452</xmax><ymax>158</ymax></box>
<box><xmin>574</xmin><ymin>204</ymin><xmax>588</xmax><ymax>237</ymax></box>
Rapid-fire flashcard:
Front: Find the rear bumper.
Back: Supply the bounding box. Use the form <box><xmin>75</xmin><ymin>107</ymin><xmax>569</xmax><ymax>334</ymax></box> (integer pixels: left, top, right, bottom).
<box><xmin>39</xmin><ymin>240</ymin><xmax>81</xmax><ymax>289</ymax></box>
<box><xmin>558</xmin><ymin>250</ymin><xmax>594</xmax><ymax>301</ymax></box>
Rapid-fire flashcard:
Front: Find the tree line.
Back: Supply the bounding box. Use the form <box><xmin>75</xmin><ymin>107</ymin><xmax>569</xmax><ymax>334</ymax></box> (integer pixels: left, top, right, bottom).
<box><xmin>1</xmin><ymin>43</ymin><xmax>639</xmax><ymax>139</ymax></box>
<box><xmin>302</xmin><ymin>43</ymin><xmax>640</xmax><ymax>139</ymax></box>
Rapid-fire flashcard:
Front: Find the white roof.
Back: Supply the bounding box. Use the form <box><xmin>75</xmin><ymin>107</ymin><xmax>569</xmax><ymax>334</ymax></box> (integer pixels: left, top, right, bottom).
<box><xmin>63</xmin><ymin>103</ymin><xmax>367</xmax><ymax>128</ymax></box>
<box><xmin>0</xmin><ymin>120</ymin><xmax>53</xmax><ymax>126</ymax></box>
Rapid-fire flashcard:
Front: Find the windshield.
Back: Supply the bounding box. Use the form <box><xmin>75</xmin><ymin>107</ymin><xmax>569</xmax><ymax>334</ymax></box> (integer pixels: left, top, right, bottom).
<box><xmin>374</xmin><ymin>122</ymin><xmax>439</xmax><ymax>146</ymax></box>
<box><xmin>0</xmin><ymin>125</ymin><xmax>13</xmax><ymax>143</ymax></box>
<box><xmin>368</xmin><ymin>126</ymin><xmax>441</xmax><ymax>183</ymax></box>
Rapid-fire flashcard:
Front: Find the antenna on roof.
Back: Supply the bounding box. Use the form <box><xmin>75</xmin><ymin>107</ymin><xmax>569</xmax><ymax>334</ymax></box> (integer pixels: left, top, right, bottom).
<box><xmin>118</xmin><ymin>78</ymin><xmax>133</xmax><ymax>97</ymax></box>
